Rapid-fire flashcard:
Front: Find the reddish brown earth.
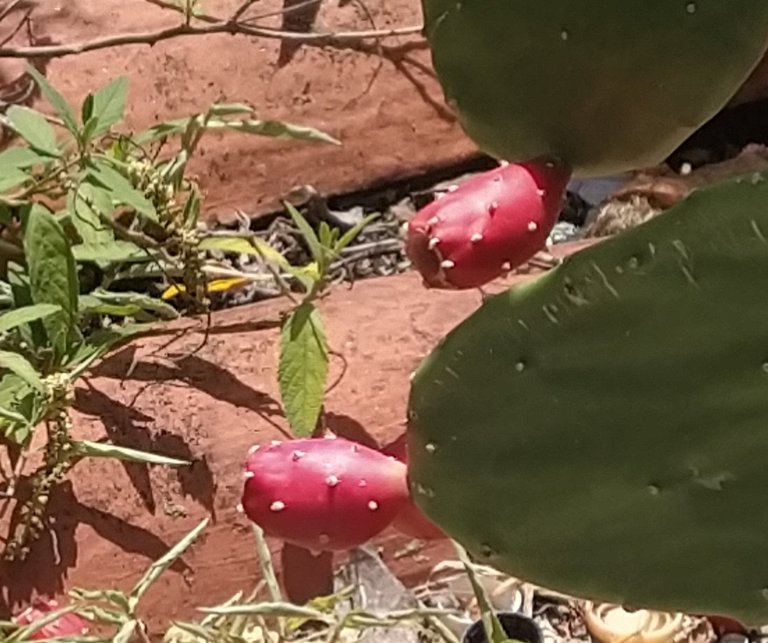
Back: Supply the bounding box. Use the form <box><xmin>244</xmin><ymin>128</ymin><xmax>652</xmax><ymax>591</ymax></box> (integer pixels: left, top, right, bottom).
<box><xmin>0</xmin><ymin>0</ymin><xmax>476</xmax><ymax>224</ymax></box>
<box><xmin>2</xmin><ymin>2</ymin><xmax>767</xmax><ymax>226</ymax></box>
<box><xmin>0</xmin><ymin>240</ymin><xmax>600</xmax><ymax>635</ymax></box>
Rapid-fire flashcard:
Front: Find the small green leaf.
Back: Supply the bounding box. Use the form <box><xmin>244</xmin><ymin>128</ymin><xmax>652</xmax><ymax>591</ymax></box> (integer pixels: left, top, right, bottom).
<box><xmin>68</xmin><ymin>182</ymin><xmax>114</xmax><ymax>245</ymax></box>
<box><xmin>130</xmin><ymin>518</ymin><xmax>209</xmax><ymax>608</ymax></box>
<box><xmin>455</xmin><ymin>542</ymin><xmax>510</xmax><ymax>643</ymax></box>
<box><xmin>0</xmin><ymin>350</ymin><xmax>42</xmax><ymax>391</ymax></box>
<box><xmin>318</xmin><ymin>221</ymin><xmax>332</xmax><ymax>249</ymax></box>
<box><xmin>89</xmin><ymin>76</ymin><xmax>128</xmax><ymax>136</ymax></box>
<box><xmin>0</xmin><ymin>169</ymin><xmax>30</xmax><ymax>193</ymax></box>
<box><xmin>0</xmin><ymin>146</ymin><xmax>54</xmax><ymax>171</ymax></box>
<box><xmin>0</xmin><ymin>403</ymin><xmax>32</xmax><ymax>438</ymax></box>
<box><xmin>219</xmin><ymin>119</ymin><xmax>339</xmax><ymax>145</ymax></box>
<box><xmin>0</xmin><ymin>303</ymin><xmax>61</xmax><ymax>334</ymax></box>
<box><xmin>198</xmin><ymin>235</ymin><xmax>290</xmax><ymax>268</ymax></box>
<box><xmin>336</xmin><ymin>213</ymin><xmax>379</xmax><ymax>252</ymax></box>
<box><xmin>0</xmin><ymin>373</ymin><xmax>37</xmax><ymax>444</ymax></box>
<box><xmin>73</xmin><ymin>239</ymin><xmax>149</xmax><ymax>263</ymax></box>
<box><xmin>80</xmin><ymin>289</ymin><xmax>179</xmax><ymax>321</ymax></box>
<box><xmin>5</xmin><ymin>105</ymin><xmax>59</xmax><ymax>156</ymax></box>
<box><xmin>89</xmin><ymin>160</ymin><xmax>157</xmax><ymax>220</ymax></box>
<box><xmin>25</xmin><ymin>65</ymin><xmax>79</xmax><ymax>135</ymax></box>
<box><xmin>134</xmin><ymin>117</ymin><xmax>190</xmax><ymax>144</ymax></box>
<box><xmin>284</xmin><ymin>202</ymin><xmax>323</xmax><ymax>265</ymax></box>
<box><xmin>73</xmin><ymin>440</ymin><xmax>189</xmax><ymax>466</ymax></box>
<box><xmin>68</xmin><ymin>587</ymin><xmax>131</xmax><ymax>612</ymax></box>
<box><xmin>22</xmin><ymin>205</ymin><xmax>79</xmax><ymax>359</ymax></box>
<box><xmin>278</xmin><ymin>303</ymin><xmax>329</xmax><ymax>437</ymax></box>
<box><xmin>77</xmin><ymin>297</ymin><xmax>145</xmax><ymax>319</ymax></box>
<box><xmin>182</xmin><ymin>187</ymin><xmax>201</xmax><ymax>227</ymax></box>
<box><xmin>208</xmin><ymin>103</ymin><xmax>253</xmax><ymax>116</ymax></box>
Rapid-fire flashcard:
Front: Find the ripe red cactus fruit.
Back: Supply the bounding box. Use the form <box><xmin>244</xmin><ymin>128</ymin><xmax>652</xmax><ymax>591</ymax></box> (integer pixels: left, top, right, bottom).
<box><xmin>14</xmin><ymin>599</ymin><xmax>89</xmax><ymax>640</ymax></box>
<box><xmin>405</xmin><ymin>157</ymin><xmax>572</xmax><ymax>289</ymax></box>
<box><xmin>382</xmin><ymin>433</ymin><xmax>447</xmax><ymax>540</ymax></box>
<box><xmin>240</xmin><ymin>437</ymin><xmax>409</xmax><ymax>552</ymax></box>
<box><xmin>701</xmin><ymin>614</ymin><xmax>749</xmax><ymax>638</ymax></box>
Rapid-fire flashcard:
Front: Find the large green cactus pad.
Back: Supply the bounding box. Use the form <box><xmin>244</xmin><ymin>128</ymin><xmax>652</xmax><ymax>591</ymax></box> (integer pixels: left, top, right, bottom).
<box><xmin>407</xmin><ymin>171</ymin><xmax>768</xmax><ymax>623</ymax></box>
<box><xmin>423</xmin><ymin>1</ymin><xmax>768</xmax><ymax>176</ymax></box>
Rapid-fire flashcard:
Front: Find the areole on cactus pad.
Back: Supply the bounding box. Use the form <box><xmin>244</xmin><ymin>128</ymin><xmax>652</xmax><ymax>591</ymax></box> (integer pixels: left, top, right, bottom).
<box><xmin>405</xmin><ymin>159</ymin><xmax>570</xmax><ymax>290</ymax></box>
<box><xmin>421</xmin><ymin>0</ymin><xmax>768</xmax><ymax>176</ymax></box>
<box><xmin>406</xmin><ymin>170</ymin><xmax>768</xmax><ymax>623</ymax></box>
<box><xmin>240</xmin><ymin>437</ymin><xmax>408</xmax><ymax>552</ymax></box>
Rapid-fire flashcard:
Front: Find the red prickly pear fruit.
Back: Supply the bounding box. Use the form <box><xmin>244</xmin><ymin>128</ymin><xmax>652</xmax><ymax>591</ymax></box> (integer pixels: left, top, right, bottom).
<box><xmin>241</xmin><ymin>437</ymin><xmax>409</xmax><ymax>551</ymax></box>
<box><xmin>405</xmin><ymin>157</ymin><xmax>572</xmax><ymax>289</ymax></box>
<box><xmin>381</xmin><ymin>433</ymin><xmax>447</xmax><ymax>541</ymax></box>
<box><xmin>701</xmin><ymin>614</ymin><xmax>748</xmax><ymax>637</ymax></box>
<box><xmin>14</xmin><ymin>599</ymin><xmax>89</xmax><ymax>639</ymax></box>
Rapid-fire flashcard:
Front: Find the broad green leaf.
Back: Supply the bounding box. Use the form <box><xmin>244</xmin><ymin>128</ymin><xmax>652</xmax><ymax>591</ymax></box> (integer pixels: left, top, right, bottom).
<box><xmin>25</xmin><ymin>65</ymin><xmax>79</xmax><ymax>135</ymax></box>
<box><xmin>5</xmin><ymin>105</ymin><xmax>59</xmax><ymax>156</ymax></box>
<box><xmin>198</xmin><ymin>235</ymin><xmax>290</xmax><ymax>268</ymax></box>
<box><xmin>0</xmin><ymin>146</ymin><xmax>53</xmax><ymax>171</ymax></box>
<box><xmin>278</xmin><ymin>303</ymin><xmax>328</xmax><ymax>437</ymax></box>
<box><xmin>88</xmin><ymin>160</ymin><xmax>157</xmax><ymax>220</ymax></box>
<box><xmin>89</xmin><ymin>76</ymin><xmax>128</xmax><ymax>136</ymax></box>
<box><xmin>0</xmin><ymin>169</ymin><xmax>30</xmax><ymax>193</ymax></box>
<box><xmin>73</xmin><ymin>239</ymin><xmax>149</xmax><ymax>263</ymax></box>
<box><xmin>0</xmin><ymin>303</ymin><xmax>61</xmax><ymax>334</ymax></box>
<box><xmin>284</xmin><ymin>202</ymin><xmax>323</xmax><ymax>265</ymax></box>
<box><xmin>0</xmin><ymin>350</ymin><xmax>44</xmax><ymax>391</ymax></box>
<box><xmin>336</xmin><ymin>213</ymin><xmax>380</xmax><ymax>252</ymax></box>
<box><xmin>130</xmin><ymin>518</ymin><xmax>209</xmax><ymax>608</ymax></box>
<box><xmin>22</xmin><ymin>204</ymin><xmax>78</xmax><ymax>359</ymax></box>
<box><xmin>68</xmin><ymin>182</ymin><xmax>114</xmax><ymax>245</ymax></box>
<box><xmin>217</xmin><ymin>119</ymin><xmax>339</xmax><ymax>145</ymax></box>
<box><xmin>73</xmin><ymin>440</ymin><xmax>189</xmax><ymax>466</ymax></box>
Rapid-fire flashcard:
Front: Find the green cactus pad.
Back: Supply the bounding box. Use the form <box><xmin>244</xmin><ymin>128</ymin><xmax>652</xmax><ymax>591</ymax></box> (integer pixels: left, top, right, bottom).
<box><xmin>423</xmin><ymin>1</ymin><xmax>768</xmax><ymax>176</ymax></box>
<box><xmin>407</xmin><ymin>171</ymin><xmax>768</xmax><ymax>623</ymax></box>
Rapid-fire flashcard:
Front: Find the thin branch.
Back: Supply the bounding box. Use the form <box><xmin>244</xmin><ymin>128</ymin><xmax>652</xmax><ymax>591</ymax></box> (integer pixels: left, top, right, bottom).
<box><xmin>232</xmin><ymin>0</ymin><xmax>260</xmax><ymax>22</ymax></box>
<box><xmin>0</xmin><ymin>17</ymin><xmax>422</xmax><ymax>59</ymax></box>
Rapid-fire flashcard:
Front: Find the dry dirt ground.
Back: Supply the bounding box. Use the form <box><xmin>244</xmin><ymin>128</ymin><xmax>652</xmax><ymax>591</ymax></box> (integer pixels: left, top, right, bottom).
<box><xmin>0</xmin><ymin>0</ymin><xmax>476</xmax><ymax>224</ymax></box>
<box><xmin>0</xmin><ymin>240</ymin><xmax>599</xmax><ymax>634</ymax></box>
<box><xmin>2</xmin><ymin>1</ymin><xmax>767</xmax><ymax>225</ymax></box>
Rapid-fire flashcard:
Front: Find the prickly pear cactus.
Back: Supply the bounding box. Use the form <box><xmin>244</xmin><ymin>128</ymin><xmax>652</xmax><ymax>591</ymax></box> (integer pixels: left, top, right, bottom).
<box><xmin>422</xmin><ymin>1</ymin><xmax>768</xmax><ymax>176</ymax></box>
<box><xmin>407</xmin><ymin>171</ymin><xmax>768</xmax><ymax>623</ymax></box>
